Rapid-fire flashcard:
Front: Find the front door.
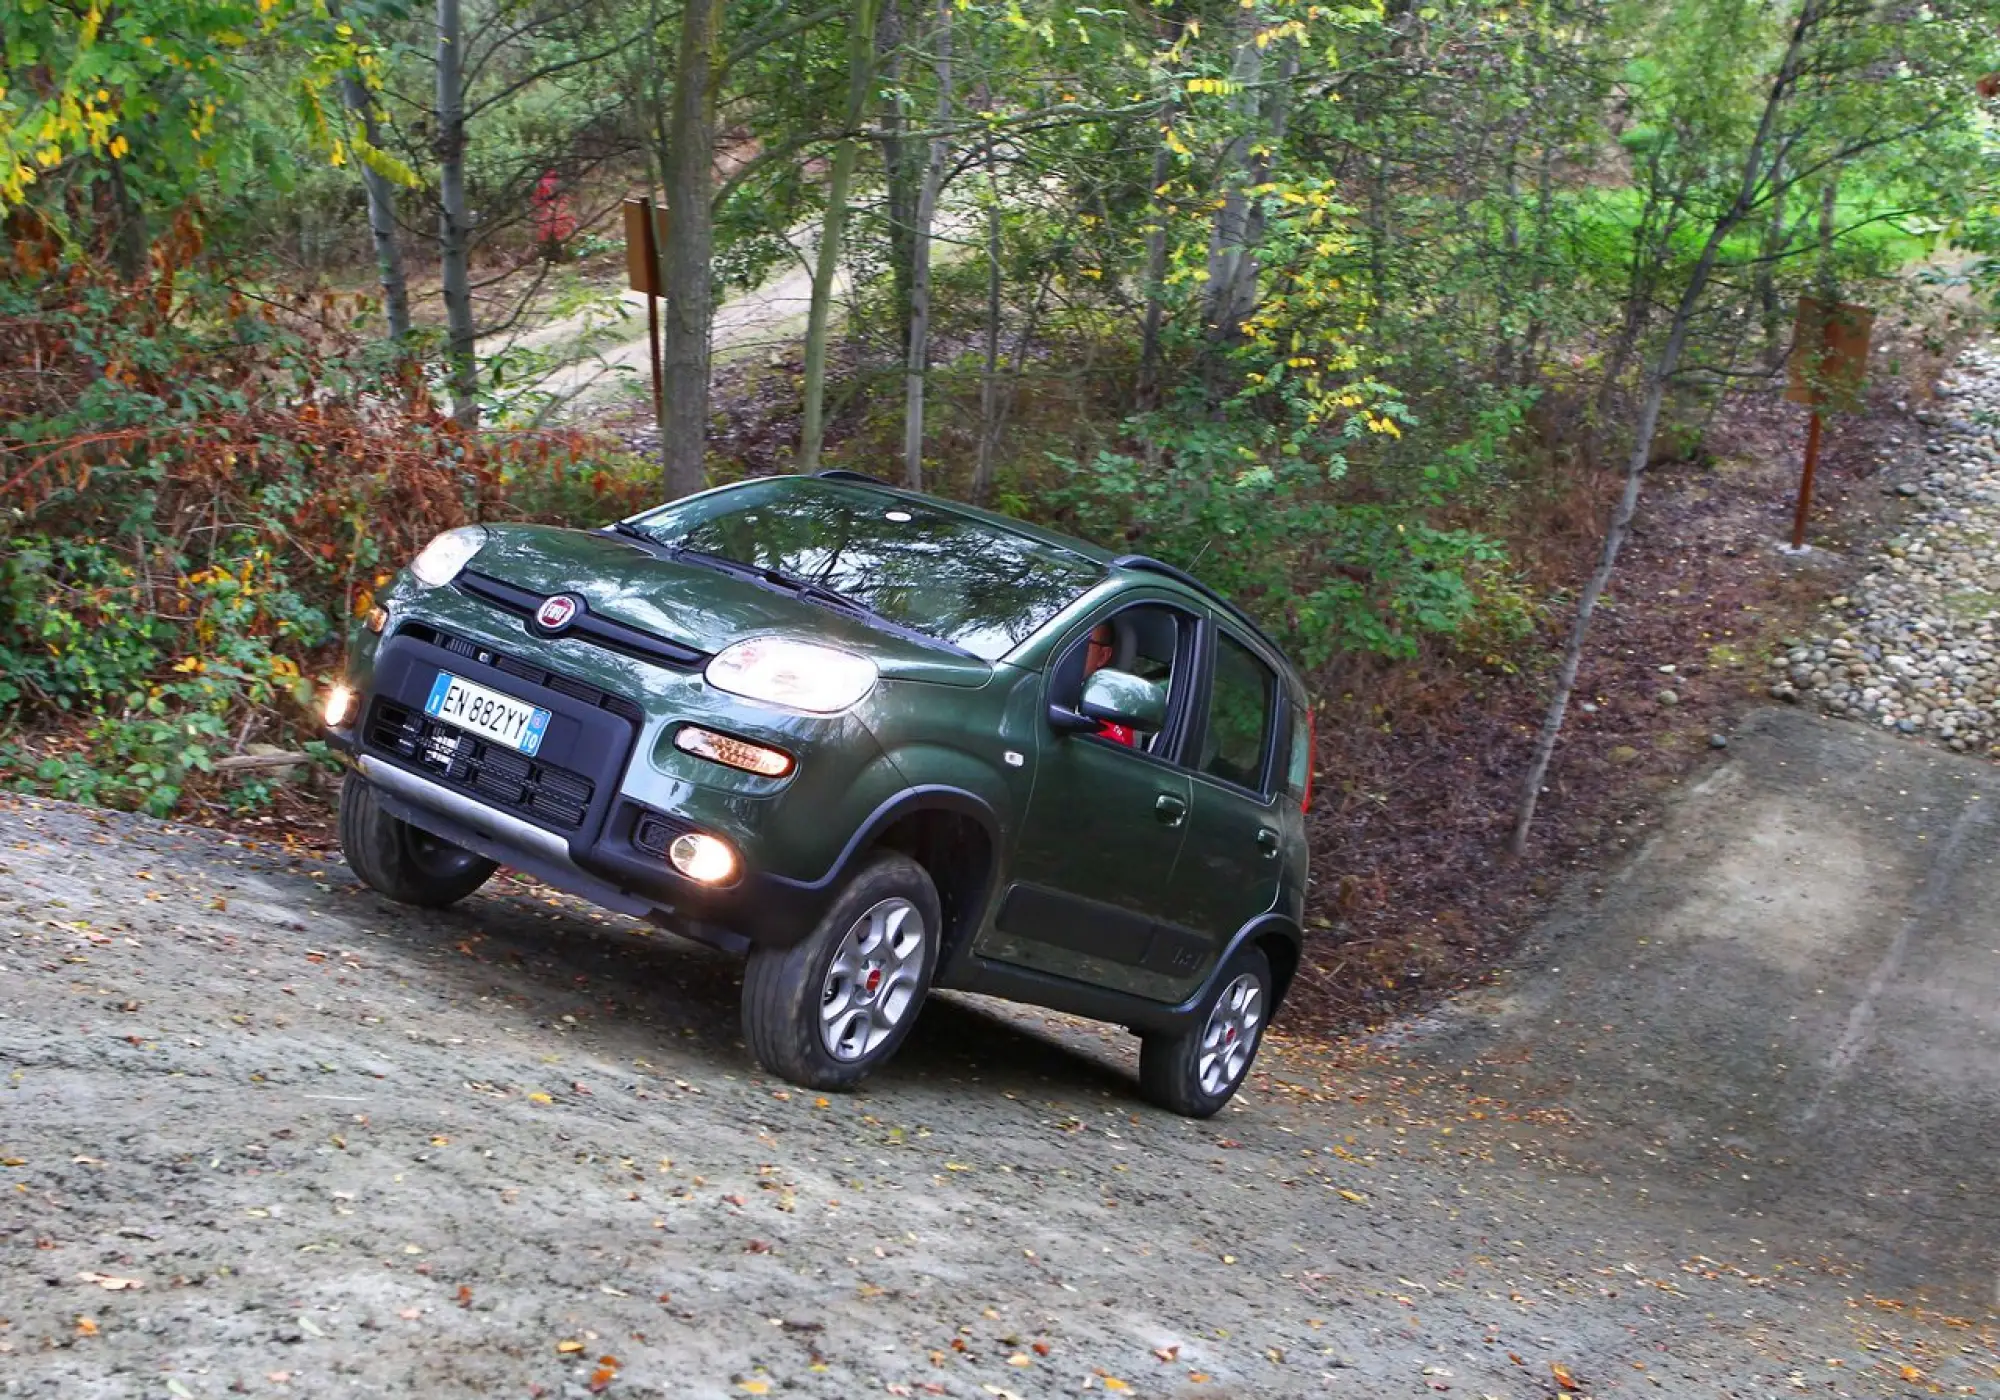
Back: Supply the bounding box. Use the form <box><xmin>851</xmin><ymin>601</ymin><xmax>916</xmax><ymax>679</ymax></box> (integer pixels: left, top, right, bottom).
<box><xmin>1164</xmin><ymin>625</ymin><xmax>1286</xmax><ymax>998</ymax></box>
<box><xmin>981</xmin><ymin>600</ymin><xmax>1209</xmax><ymax>997</ymax></box>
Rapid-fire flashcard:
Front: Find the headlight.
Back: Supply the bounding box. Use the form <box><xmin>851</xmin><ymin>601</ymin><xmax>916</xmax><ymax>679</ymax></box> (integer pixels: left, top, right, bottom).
<box><xmin>324</xmin><ymin>683</ymin><xmax>358</xmax><ymax>728</ymax></box>
<box><xmin>704</xmin><ymin>637</ymin><xmax>877</xmax><ymax>714</ymax></box>
<box><xmin>409</xmin><ymin>525</ymin><xmax>487</xmax><ymax>588</ymax></box>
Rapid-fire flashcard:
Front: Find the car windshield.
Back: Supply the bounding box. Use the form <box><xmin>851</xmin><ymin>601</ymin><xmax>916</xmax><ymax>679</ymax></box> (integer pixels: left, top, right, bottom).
<box><xmin>626</xmin><ymin>479</ymin><xmax>1105</xmax><ymax>661</ymax></box>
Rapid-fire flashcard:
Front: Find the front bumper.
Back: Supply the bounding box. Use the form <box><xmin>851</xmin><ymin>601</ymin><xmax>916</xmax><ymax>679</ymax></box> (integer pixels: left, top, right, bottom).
<box><xmin>330</xmin><ymin>620</ymin><xmax>841</xmax><ymax>950</ymax></box>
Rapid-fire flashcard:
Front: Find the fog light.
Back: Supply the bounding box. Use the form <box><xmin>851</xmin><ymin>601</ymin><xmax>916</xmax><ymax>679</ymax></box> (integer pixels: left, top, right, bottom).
<box><xmin>324</xmin><ymin>683</ymin><xmax>358</xmax><ymax>729</ymax></box>
<box><xmin>365</xmin><ymin>605</ymin><xmax>389</xmax><ymax>634</ymax></box>
<box><xmin>673</xmin><ymin>725</ymin><xmax>794</xmax><ymax>777</ymax></box>
<box><xmin>668</xmin><ymin>832</ymin><xmax>737</xmax><ymax>884</ymax></box>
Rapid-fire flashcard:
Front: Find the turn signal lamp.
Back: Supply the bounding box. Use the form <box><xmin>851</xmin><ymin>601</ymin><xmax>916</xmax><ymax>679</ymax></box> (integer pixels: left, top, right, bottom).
<box><xmin>673</xmin><ymin>725</ymin><xmax>794</xmax><ymax>778</ymax></box>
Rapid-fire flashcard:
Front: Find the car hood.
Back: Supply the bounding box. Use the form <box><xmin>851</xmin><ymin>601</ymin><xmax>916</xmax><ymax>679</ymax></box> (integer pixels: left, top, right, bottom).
<box><xmin>465</xmin><ymin>524</ymin><xmax>993</xmax><ymax>687</ymax></box>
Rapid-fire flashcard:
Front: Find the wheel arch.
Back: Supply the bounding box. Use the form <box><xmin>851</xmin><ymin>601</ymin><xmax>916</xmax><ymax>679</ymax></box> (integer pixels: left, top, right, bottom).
<box><xmin>847</xmin><ymin>786</ymin><xmax>1003</xmax><ymax>971</ymax></box>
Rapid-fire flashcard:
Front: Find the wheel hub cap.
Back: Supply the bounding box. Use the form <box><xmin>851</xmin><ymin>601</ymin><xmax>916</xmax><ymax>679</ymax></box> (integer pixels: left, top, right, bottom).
<box><xmin>819</xmin><ymin>898</ymin><xmax>926</xmax><ymax>1062</ymax></box>
<box><xmin>1197</xmin><ymin>973</ymin><xmax>1264</xmax><ymax>1097</ymax></box>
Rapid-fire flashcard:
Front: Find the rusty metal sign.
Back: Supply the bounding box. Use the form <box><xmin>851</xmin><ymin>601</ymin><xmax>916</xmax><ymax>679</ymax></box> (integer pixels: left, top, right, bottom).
<box><xmin>1785</xmin><ymin>296</ymin><xmax>1874</xmax><ymax>412</ymax></box>
<box><xmin>622</xmin><ymin>197</ymin><xmax>668</xmax><ymax>297</ymax></box>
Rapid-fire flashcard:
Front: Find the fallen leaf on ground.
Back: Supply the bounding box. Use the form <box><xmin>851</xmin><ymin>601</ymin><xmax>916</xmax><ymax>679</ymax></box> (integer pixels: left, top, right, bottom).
<box><xmin>527</xmin><ymin>1092</ymin><xmax>553</xmax><ymax>1105</ymax></box>
<box><xmin>1006</xmin><ymin>1353</ymin><xmax>1031</xmax><ymax>1367</ymax></box>
<box><xmin>398</xmin><ymin>1308</ymin><xmax>422</xmax><ymax>1320</ymax></box>
<box><xmin>75</xmin><ymin>1318</ymin><xmax>98</xmax><ymax>1337</ymax></box>
<box><xmin>456</xmin><ymin>1285</ymin><xmax>473</xmax><ymax>1308</ymax></box>
<box><xmin>738</xmin><ymin>1382</ymin><xmax>770</xmax><ymax>1396</ymax></box>
<box><xmin>1154</xmin><ymin>1345</ymin><xmax>1180</xmax><ymax>1363</ymax></box>
<box><xmin>1551</xmin><ymin>1360</ymin><xmax>1580</xmax><ymax>1391</ymax></box>
<box><xmin>557</xmin><ymin>1339</ymin><xmax>585</xmax><ymax>1354</ymax></box>
<box><xmin>77</xmin><ymin>1271</ymin><xmax>143</xmax><ymax>1290</ymax></box>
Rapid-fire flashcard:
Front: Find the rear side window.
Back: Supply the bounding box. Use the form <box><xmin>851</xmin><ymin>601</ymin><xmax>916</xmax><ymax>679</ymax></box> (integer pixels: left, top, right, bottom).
<box><xmin>1200</xmin><ymin>631</ymin><xmax>1276</xmax><ymax>791</ymax></box>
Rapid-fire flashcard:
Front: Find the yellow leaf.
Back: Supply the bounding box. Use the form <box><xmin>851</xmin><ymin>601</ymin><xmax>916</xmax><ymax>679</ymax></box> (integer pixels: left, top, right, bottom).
<box><xmin>1338</xmin><ymin>1189</ymin><xmax>1366</xmax><ymax>1203</ymax></box>
<box><xmin>527</xmin><ymin>1092</ymin><xmax>552</xmax><ymax>1105</ymax></box>
<box><xmin>1103</xmin><ymin>1380</ymin><xmax>1131</xmax><ymax>1394</ymax></box>
<box><xmin>738</xmin><ymin>1383</ymin><xmax>771</xmax><ymax>1395</ymax></box>
<box><xmin>1006</xmin><ymin>1353</ymin><xmax>1031</xmax><ymax>1367</ymax></box>
<box><xmin>556</xmin><ymin>1340</ymin><xmax>585</xmax><ymax>1354</ymax></box>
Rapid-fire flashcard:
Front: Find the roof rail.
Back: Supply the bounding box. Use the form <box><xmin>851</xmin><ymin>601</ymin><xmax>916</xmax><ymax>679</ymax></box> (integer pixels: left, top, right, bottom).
<box><xmin>814</xmin><ymin>469</ymin><xmax>895</xmax><ymax>487</ymax></box>
<box><xmin>1111</xmin><ymin>554</ymin><xmax>1290</xmax><ymax>664</ymax></box>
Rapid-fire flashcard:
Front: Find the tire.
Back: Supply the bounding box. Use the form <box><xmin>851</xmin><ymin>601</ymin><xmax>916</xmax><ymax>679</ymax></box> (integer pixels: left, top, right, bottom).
<box><xmin>741</xmin><ymin>852</ymin><xmax>941</xmax><ymax>1092</ymax></box>
<box><xmin>338</xmin><ymin>769</ymin><xmax>497</xmax><ymax>909</ymax></box>
<box><xmin>1138</xmin><ymin>945</ymin><xmax>1273</xmax><ymax>1118</ymax></box>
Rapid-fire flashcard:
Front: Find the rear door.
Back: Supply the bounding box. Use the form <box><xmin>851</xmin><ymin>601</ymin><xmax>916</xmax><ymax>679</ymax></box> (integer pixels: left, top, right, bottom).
<box><xmin>1162</xmin><ymin>624</ymin><xmax>1287</xmax><ymax>998</ymax></box>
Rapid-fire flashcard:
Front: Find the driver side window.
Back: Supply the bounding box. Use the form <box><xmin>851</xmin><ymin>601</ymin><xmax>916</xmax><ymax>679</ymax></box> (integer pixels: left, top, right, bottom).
<box><xmin>1051</xmin><ymin>603</ymin><xmax>1195</xmax><ymax>754</ymax></box>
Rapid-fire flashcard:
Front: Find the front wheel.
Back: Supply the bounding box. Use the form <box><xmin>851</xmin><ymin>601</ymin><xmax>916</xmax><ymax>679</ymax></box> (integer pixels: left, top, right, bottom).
<box><xmin>339</xmin><ymin>770</ymin><xmax>497</xmax><ymax>909</ymax></box>
<box><xmin>741</xmin><ymin>852</ymin><xmax>940</xmax><ymax>1092</ymax></box>
<box><xmin>1138</xmin><ymin>945</ymin><xmax>1272</xmax><ymax>1117</ymax></box>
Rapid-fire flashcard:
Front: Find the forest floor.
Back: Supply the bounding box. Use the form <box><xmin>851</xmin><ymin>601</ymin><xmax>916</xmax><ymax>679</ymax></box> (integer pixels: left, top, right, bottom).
<box><xmin>2</xmin><ymin>705</ymin><xmax>1996</xmax><ymax>1398</ymax></box>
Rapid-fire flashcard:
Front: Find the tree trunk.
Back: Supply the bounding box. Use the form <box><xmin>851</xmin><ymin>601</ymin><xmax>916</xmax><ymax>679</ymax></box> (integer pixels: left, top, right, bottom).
<box><xmin>1512</xmin><ymin>0</ymin><xmax>1819</xmax><ymax>855</ymax></box>
<box><xmin>1756</xmin><ymin>161</ymin><xmax>1788</xmax><ymax>373</ymax></box>
<box><xmin>436</xmin><ymin>0</ymin><xmax>477</xmax><ymax>427</ymax></box>
<box><xmin>106</xmin><ymin>157</ymin><xmax>148</xmax><ymax>282</ymax></box>
<box><xmin>660</xmin><ymin>0</ymin><xmax>723</xmax><ymax>499</ymax></box>
<box><xmin>797</xmin><ymin>0</ymin><xmax>882</xmax><ymax>472</ymax></box>
<box><xmin>1202</xmin><ymin>12</ymin><xmax>1296</xmax><ymax>362</ymax></box>
<box><xmin>1517</xmin><ymin>143</ymin><xmax>1556</xmax><ymax>387</ymax></box>
<box><xmin>340</xmin><ymin>72</ymin><xmax>412</xmax><ymax>342</ymax></box>
<box><xmin>970</xmin><ymin>119</ymin><xmax>1002</xmax><ymax>505</ymax></box>
<box><xmin>900</xmin><ymin>0</ymin><xmax>951</xmax><ymax>490</ymax></box>
<box><xmin>877</xmin><ymin>0</ymin><xmax>915</xmax><ymax>358</ymax></box>
<box><xmin>1136</xmin><ymin>107</ymin><xmax>1175</xmax><ymax>411</ymax></box>
<box><xmin>1495</xmin><ymin>135</ymin><xmax>1521</xmax><ymax>386</ymax></box>
<box><xmin>329</xmin><ymin>0</ymin><xmax>409</xmax><ymax>343</ymax></box>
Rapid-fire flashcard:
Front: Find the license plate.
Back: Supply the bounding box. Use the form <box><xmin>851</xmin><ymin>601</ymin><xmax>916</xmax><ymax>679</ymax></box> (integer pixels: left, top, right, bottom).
<box><xmin>423</xmin><ymin>671</ymin><xmax>551</xmax><ymax>756</ymax></box>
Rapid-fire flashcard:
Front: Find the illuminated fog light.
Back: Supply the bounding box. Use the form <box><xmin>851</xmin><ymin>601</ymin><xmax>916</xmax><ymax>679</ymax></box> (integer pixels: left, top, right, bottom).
<box><xmin>668</xmin><ymin>832</ymin><xmax>738</xmax><ymax>884</ymax></box>
<box><xmin>324</xmin><ymin>683</ymin><xmax>358</xmax><ymax>729</ymax></box>
<box><xmin>674</xmin><ymin>725</ymin><xmax>794</xmax><ymax>777</ymax></box>
<box><xmin>365</xmin><ymin>605</ymin><xmax>389</xmax><ymax>634</ymax></box>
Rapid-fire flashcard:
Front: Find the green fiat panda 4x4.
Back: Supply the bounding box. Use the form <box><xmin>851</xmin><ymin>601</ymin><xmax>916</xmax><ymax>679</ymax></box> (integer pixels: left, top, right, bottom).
<box><xmin>326</xmin><ymin>471</ymin><xmax>1312</xmax><ymax>1116</ymax></box>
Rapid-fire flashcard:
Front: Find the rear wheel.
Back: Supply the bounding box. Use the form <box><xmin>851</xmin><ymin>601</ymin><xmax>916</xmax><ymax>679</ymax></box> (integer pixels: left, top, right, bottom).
<box><xmin>1138</xmin><ymin>945</ymin><xmax>1272</xmax><ymax>1118</ymax></box>
<box><xmin>339</xmin><ymin>769</ymin><xmax>497</xmax><ymax>908</ymax></box>
<box><xmin>741</xmin><ymin>852</ymin><xmax>940</xmax><ymax>1092</ymax></box>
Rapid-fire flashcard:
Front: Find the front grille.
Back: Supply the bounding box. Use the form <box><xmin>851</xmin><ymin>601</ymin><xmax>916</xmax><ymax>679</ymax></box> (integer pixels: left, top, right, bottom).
<box><xmin>399</xmin><ymin>621</ymin><xmax>643</xmax><ymax>724</ymax></box>
<box><xmin>367</xmin><ymin>699</ymin><xmax>595</xmax><ymax>831</ymax></box>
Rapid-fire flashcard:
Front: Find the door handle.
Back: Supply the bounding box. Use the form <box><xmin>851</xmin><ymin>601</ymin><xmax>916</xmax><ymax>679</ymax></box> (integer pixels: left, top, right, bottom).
<box><xmin>1154</xmin><ymin>793</ymin><xmax>1188</xmax><ymax>827</ymax></box>
<box><xmin>1255</xmin><ymin>827</ymin><xmax>1280</xmax><ymax>857</ymax></box>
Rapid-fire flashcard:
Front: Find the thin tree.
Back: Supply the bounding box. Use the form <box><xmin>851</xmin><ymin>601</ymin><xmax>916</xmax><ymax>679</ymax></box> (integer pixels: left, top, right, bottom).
<box><xmin>900</xmin><ymin>0</ymin><xmax>952</xmax><ymax>489</ymax></box>
<box><xmin>798</xmin><ymin>0</ymin><xmax>883</xmax><ymax>472</ymax></box>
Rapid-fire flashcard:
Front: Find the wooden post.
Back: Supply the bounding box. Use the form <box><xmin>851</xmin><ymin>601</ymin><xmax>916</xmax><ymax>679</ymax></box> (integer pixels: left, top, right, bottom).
<box><xmin>1791</xmin><ymin>409</ymin><xmax>1822</xmax><ymax>549</ymax></box>
<box><xmin>1783</xmin><ymin>296</ymin><xmax>1873</xmax><ymax>550</ymax></box>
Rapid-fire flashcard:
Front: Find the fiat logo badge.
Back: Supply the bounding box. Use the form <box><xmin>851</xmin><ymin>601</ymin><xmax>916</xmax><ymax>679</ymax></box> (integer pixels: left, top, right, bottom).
<box><xmin>535</xmin><ymin>594</ymin><xmax>581</xmax><ymax>633</ymax></box>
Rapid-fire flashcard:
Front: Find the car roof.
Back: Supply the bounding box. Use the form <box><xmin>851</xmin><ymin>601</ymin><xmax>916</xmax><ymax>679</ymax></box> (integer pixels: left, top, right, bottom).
<box><xmin>802</xmin><ymin>472</ymin><xmax>1300</xmax><ymax>679</ymax></box>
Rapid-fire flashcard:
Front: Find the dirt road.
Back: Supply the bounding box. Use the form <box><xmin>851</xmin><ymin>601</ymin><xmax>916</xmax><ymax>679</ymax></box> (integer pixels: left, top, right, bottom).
<box><xmin>2</xmin><ymin>709</ymin><xmax>1996</xmax><ymax>1398</ymax></box>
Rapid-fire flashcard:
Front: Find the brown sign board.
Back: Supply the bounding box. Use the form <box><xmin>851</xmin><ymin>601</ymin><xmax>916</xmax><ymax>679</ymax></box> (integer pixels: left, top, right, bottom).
<box><xmin>622</xmin><ymin>197</ymin><xmax>669</xmax><ymax>297</ymax></box>
<box><xmin>1785</xmin><ymin>296</ymin><xmax>1874</xmax><ymax>411</ymax></box>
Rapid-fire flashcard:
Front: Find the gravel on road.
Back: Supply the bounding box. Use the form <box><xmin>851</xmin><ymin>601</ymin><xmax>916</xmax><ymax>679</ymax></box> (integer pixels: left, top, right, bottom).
<box><xmin>3</xmin><ymin>710</ymin><xmax>1997</xmax><ymax>1398</ymax></box>
<box><xmin>1775</xmin><ymin>343</ymin><xmax>2000</xmax><ymax>757</ymax></box>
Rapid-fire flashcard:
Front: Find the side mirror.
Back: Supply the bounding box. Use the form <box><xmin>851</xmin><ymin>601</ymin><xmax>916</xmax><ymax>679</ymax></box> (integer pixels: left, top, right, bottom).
<box><xmin>1078</xmin><ymin>668</ymin><xmax>1166</xmax><ymax>731</ymax></box>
